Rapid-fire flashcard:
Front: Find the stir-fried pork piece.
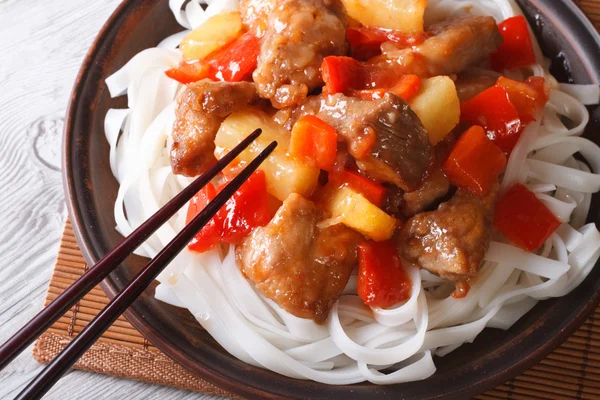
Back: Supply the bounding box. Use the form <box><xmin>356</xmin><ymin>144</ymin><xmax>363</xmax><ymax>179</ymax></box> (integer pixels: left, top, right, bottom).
<box><xmin>400</xmin><ymin>127</ymin><xmax>462</xmax><ymax>216</ymax></box>
<box><xmin>454</xmin><ymin>72</ymin><xmax>498</xmax><ymax>101</ymax></box>
<box><xmin>237</xmin><ymin>193</ymin><xmax>361</xmax><ymax>322</ymax></box>
<box><xmin>171</xmin><ymin>80</ymin><xmax>258</xmax><ymax>176</ymax></box>
<box><xmin>399</xmin><ymin>183</ymin><xmax>499</xmax><ymax>281</ymax></box>
<box><xmin>273</xmin><ymin>94</ymin><xmax>322</xmax><ymax>130</ymax></box>
<box><xmin>253</xmin><ymin>0</ymin><xmax>348</xmax><ymax>109</ymax></box>
<box><xmin>276</xmin><ymin>93</ymin><xmax>433</xmax><ymax>191</ymax></box>
<box><xmin>401</xmin><ymin>168</ymin><xmax>451</xmax><ymax>217</ymax></box>
<box><xmin>239</xmin><ymin>0</ymin><xmax>276</xmax><ymax>29</ymax></box>
<box><xmin>381</xmin><ymin>16</ymin><xmax>502</xmax><ymax>78</ymax></box>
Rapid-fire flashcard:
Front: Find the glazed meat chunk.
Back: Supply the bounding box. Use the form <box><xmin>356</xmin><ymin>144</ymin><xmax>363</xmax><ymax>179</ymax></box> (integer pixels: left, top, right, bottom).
<box><xmin>171</xmin><ymin>80</ymin><xmax>258</xmax><ymax>176</ymax></box>
<box><xmin>383</xmin><ymin>16</ymin><xmax>503</xmax><ymax>77</ymax></box>
<box><xmin>454</xmin><ymin>72</ymin><xmax>498</xmax><ymax>101</ymax></box>
<box><xmin>401</xmin><ymin>168</ymin><xmax>450</xmax><ymax>217</ymax></box>
<box><xmin>253</xmin><ymin>0</ymin><xmax>348</xmax><ymax>109</ymax></box>
<box><xmin>276</xmin><ymin>93</ymin><xmax>433</xmax><ymax>191</ymax></box>
<box><xmin>237</xmin><ymin>193</ymin><xmax>361</xmax><ymax>322</ymax></box>
<box><xmin>400</xmin><ymin>128</ymin><xmax>462</xmax><ymax>216</ymax></box>
<box><xmin>399</xmin><ymin>183</ymin><xmax>499</xmax><ymax>281</ymax></box>
<box><xmin>239</xmin><ymin>0</ymin><xmax>276</xmax><ymax>30</ymax></box>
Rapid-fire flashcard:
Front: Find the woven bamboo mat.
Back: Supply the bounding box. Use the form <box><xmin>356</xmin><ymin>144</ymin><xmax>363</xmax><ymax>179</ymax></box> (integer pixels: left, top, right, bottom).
<box><xmin>33</xmin><ymin>1</ymin><xmax>600</xmax><ymax>398</ymax></box>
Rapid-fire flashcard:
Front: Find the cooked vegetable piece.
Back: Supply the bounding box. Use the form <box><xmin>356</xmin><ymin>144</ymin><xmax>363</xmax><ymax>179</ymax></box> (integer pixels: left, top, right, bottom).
<box><xmin>443</xmin><ymin>126</ymin><xmax>506</xmax><ymax>196</ymax></box>
<box><xmin>389</xmin><ymin>74</ymin><xmax>422</xmax><ymax>101</ymax></box>
<box><xmin>215</xmin><ymin>109</ymin><xmax>320</xmax><ymax>201</ymax></box>
<box><xmin>186</xmin><ymin>171</ymin><xmax>271</xmax><ymax>253</ymax></box>
<box><xmin>460</xmin><ymin>85</ymin><xmax>522</xmax><ymax>153</ymax></box>
<box><xmin>357</xmin><ymin>241</ymin><xmax>412</xmax><ymax>308</ymax></box>
<box><xmin>490</xmin><ymin>16</ymin><xmax>536</xmax><ymax>71</ymax></box>
<box><xmin>206</xmin><ymin>31</ymin><xmax>261</xmax><ymax>82</ymax></box>
<box><xmin>322</xmin><ymin>56</ymin><xmax>392</xmax><ymax>94</ymax></box>
<box><xmin>341</xmin><ymin>0</ymin><xmax>427</xmax><ymax>33</ymax></box>
<box><xmin>327</xmin><ymin>186</ymin><xmax>396</xmax><ymax>241</ymax></box>
<box><xmin>328</xmin><ymin>169</ymin><xmax>386</xmax><ymax>207</ymax></box>
<box><xmin>346</xmin><ymin>75</ymin><xmax>422</xmax><ymax>102</ymax></box>
<box><xmin>165</xmin><ymin>60</ymin><xmax>210</xmax><ymax>84</ymax></box>
<box><xmin>289</xmin><ymin>116</ymin><xmax>338</xmax><ymax>171</ymax></box>
<box><xmin>346</xmin><ymin>27</ymin><xmax>426</xmax><ymax>60</ymax></box>
<box><xmin>409</xmin><ymin>76</ymin><xmax>460</xmax><ymax>145</ymax></box>
<box><xmin>165</xmin><ymin>32</ymin><xmax>260</xmax><ymax>84</ymax></box>
<box><xmin>494</xmin><ymin>183</ymin><xmax>561</xmax><ymax>251</ymax></box>
<box><xmin>180</xmin><ymin>12</ymin><xmax>243</xmax><ymax>61</ymax></box>
<box><xmin>496</xmin><ymin>76</ymin><xmax>549</xmax><ymax>122</ymax></box>
<box><xmin>322</xmin><ymin>56</ymin><xmax>420</xmax><ymax>100</ymax></box>
<box><xmin>525</xmin><ymin>76</ymin><xmax>551</xmax><ymax>109</ymax></box>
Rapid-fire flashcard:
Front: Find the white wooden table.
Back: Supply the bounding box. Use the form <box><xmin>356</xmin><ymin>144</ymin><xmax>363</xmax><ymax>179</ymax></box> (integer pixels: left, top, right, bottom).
<box><xmin>0</xmin><ymin>1</ymin><xmax>214</xmax><ymax>398</ymax></box>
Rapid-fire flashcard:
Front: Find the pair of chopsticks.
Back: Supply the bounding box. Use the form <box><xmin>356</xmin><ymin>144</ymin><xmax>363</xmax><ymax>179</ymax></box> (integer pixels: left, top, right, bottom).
<box><xmin>0</xmin><ymin>129</ymin><xmax>274</xmax><ymax>400</ymax></box>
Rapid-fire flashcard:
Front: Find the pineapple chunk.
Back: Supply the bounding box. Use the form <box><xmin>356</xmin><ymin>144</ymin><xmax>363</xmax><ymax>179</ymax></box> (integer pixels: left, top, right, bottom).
<box><xmin>180</xmin><ymin>12</ymin><xmax>243</xmax><ymax>61</ymax></box>
<box><xmin>215</xmin><ymin>109</ymin><xmax>320</xmax><ymax>201</ymax></box>
<box><xmin>341</xmin><ymin>0</ymin><xmax>427</xmax><ymax>33</ymax></box>
<box><xmin>409</xmin><ymin>76</ymin><xmax>460</xmax><ymax>145</ymax></box>
<box><xmin>327</xmin><ymin>187</ymin><xmax>396</xmax><ymax>241</ymax></box>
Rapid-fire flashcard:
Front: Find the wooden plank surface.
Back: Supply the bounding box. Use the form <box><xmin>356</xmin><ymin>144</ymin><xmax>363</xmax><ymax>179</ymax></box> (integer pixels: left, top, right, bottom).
<box><xmin>0</xmin><ymin>1</ymin><xmax>211</xmax><ymax>399</ymax></box>
<box><xmin>0</xmin><ymin>0</ymin><xmax>599</xmax><ymax>399</ymax></box>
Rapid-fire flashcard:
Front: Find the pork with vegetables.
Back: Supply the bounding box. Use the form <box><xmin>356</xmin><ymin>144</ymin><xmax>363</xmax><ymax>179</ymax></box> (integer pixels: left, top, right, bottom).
<box><xmin>163</xmin><ymin>0</ymin><xmax>561</xmax><ymax>320</ymax></box>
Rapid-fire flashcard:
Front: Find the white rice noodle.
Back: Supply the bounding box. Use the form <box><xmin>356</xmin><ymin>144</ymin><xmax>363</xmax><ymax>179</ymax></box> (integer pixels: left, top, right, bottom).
<box><xmin>370</xmin><ymin>262</ymin><xmax>422</xmax><ymax>327</ymax></box>
<box><xmin>103</xmin><ymin>0</ymin><xmax>600</xmax><ymax>385</ymax></box>
<box><xmin>558</xmin><ymin>83</ymin><xmax>600</xmax><ymax>105</ymax></box>
<box><xmin>106</xmin><ymin>48</ymin><xmax>181</xmax><ymax>98</ymax></box>
<box><xmin>527</xmin><ymin>159</ymin><xmax>600</xmax><ymax>193</ymax></box>
<box><xmin>500</xmin><ymin>119</ymin><xmax>541</xmax><ymax>193</ymax></box>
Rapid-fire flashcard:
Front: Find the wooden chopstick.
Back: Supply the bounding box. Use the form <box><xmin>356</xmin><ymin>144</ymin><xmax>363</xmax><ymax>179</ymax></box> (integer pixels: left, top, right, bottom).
<box><xmin>0</xmin><ymin>127</ymin><xmax>263</xmax><ymax>372</ymax></box>
<box><xmin>14</xmin><ymin>139</ymin><xmax>277</xmax><ymax>400</ymax></box>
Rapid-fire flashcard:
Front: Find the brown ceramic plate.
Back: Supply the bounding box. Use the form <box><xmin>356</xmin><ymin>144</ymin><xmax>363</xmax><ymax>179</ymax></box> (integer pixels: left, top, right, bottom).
<box><xmin>63</xmin><ymin>1</ymin><xmax>600</xmax><ymax>398</ymax></box>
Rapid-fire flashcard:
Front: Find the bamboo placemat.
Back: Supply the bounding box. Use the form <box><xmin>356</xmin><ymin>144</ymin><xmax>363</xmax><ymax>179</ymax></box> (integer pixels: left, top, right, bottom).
<box><xmin>33</xmin><ymin>1</ymin><xmax>600</xmax><ymax>398</ymax></box>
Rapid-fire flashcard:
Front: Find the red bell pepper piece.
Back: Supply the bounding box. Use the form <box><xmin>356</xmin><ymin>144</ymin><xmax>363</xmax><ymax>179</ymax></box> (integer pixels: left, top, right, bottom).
<box><xmin>491</xmin><ymin>16</ymin><xmax>536</xmax><ymax>71</ymax></box>
<box><xmin>165</xmin><ymin>32</ymin><xmax>260</xmax><ymax>84</ymax></box>
<box><xmin>186</xmin><ymin>181</ymin><xmax>219</xmax><ymax>251</ymax></box>
<box><xmin>460</xmin><ymin>85</ymin><xmax>522</xmax><ymax>153</ymax></box>
<box><xmin>494</xmin><ymin>184</ymin><xmax>561</xmax><ymax>251</ymax></box>
<box><xmin>346</xmin><ymin>27</ymin><xmax>426</xmax><ymax>61</ymax></box>
<box><xmin>322</xmin><ymin>56</ymin><xmax>421</xmax><ymax>101</ymax></box>
<box><xmin>357</xmin><ymin>241</ymin><xmax>412</xmax><ymax>309</ymax></box>
<box><xmin>322</xmin><ymin>56</ymin><xmax>373</xmax><ymax>94</ymax></box>
<box><xmin>205</xmin><ymin>31</ymin><xmax>261</xmax><ymax>82</ymax></box>
<box><xmin>165</xmin><ymin>60</ymin><xmax>210</xmax><ymax>84</ymax></box>
<box><xmin>186</xmin><ymin>171</ymin><xmax>271</xmax><ymax>252</ymax></box>
<box><xmin>289</xmin><ymin>116</ymin><xmax>338</xmax><ymax>172</ymax></box>
<box><xmin>496</xmin><ymin>76</ymin><xmax>549</xmax><ymax>122</ymax></box>
<box><xmin>328</xmin><ymin>169</ymin><xmax>386</xmax><ymax>207</ymax></box>
<box><xmin>389</xmin><ymin>74</ymin><xmax>422</xmax><ymax>101</ymax></box>
<box><xmin>443</xmin><ymin>126</ymin><xmax>507</xmax><ymax>196</ymax></box>
<box><xmin>347</xmin><ymin>74</ymin><xmax>421</xmax><ymax>101</ymax></box>
<box><xmin>524</xmin><ymin>76</ymin><xmax>551</xmax><ymax>110</ymax></box>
